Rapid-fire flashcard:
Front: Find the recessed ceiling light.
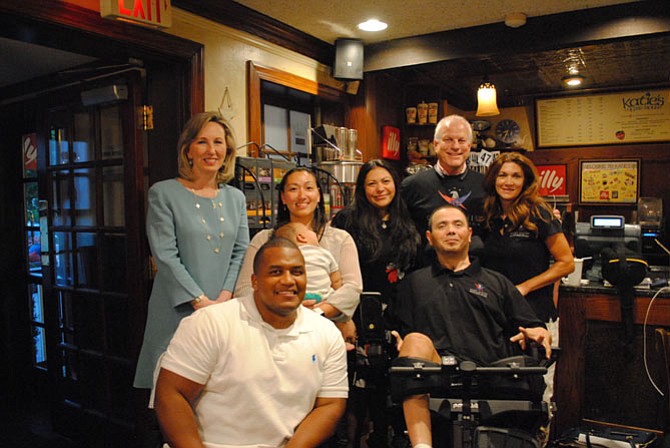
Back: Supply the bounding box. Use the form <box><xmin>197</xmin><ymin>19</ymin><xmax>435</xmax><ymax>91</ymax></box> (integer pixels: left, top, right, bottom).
<box><xmin>358</xmin><ymin>19</ymin><xmax>387</xmax><ymax>32</ymax></box>
<box><xmin>504</xmin><ymin>12</ymin><xmax>527</xmax><ymax>28</ymax></box>
<box><xmin>562</xmin><ymin>74</ymin><xmax>585</xmax><ymax>87</ymax></box>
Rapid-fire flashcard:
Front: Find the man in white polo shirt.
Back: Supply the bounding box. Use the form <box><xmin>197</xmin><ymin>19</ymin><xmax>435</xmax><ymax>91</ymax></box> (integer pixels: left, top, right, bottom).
<box><xmin>154</xmin><ymin>237</ymin><xmax>348</xmax><ymax>448</ymax></box>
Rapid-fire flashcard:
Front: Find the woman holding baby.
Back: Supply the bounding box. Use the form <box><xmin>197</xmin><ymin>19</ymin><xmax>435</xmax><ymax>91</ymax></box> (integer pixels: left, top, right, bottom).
<box><xmin>234</xmin><ymin>166</ymin><xmax>362</xmax><ymax>321</ymax></box>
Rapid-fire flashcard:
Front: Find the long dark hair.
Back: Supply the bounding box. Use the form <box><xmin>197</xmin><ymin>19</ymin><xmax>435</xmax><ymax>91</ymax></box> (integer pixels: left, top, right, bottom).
<box><xmin>275</xmin><ymin>167</ymin><xmax>327</xmax><ymax>239</ymax></box>
<box><xmin>342</xmin><ymin>159</ymin><xmax>420</xmax><ymax>272</ymax></box>
<box><xmin>482</xmin><ymin>152</ymin><xmax>554</xmax><ymax>236</ymax></box>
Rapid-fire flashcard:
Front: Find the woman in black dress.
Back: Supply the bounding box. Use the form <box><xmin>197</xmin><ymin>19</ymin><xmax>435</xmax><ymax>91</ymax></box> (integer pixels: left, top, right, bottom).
<box><xmin>332</xmin><ymin>159</ymin><xmax>421</xmax><ymax>447</ymax></box>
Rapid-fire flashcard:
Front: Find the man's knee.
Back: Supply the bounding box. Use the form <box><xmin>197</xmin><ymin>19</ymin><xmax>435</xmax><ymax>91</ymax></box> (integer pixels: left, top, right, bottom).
<box><xmin>400</xmin><ymin>332</ymin><xmax>438</xmax><ymax>360</ymax></box>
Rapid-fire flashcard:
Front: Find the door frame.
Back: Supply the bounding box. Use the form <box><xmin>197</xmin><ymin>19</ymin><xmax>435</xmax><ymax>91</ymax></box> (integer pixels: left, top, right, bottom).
<box><xmin>0</xmin><ymin>1</ymin><xmax>204</xmax><ymax>444</ymax></box>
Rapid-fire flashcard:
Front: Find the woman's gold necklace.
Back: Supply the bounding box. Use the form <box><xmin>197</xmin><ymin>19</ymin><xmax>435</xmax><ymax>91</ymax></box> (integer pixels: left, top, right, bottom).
<box><xmin>190</xmin><ymin>188</ymin><xmax>225</xmax><ymax>254</ymax></box>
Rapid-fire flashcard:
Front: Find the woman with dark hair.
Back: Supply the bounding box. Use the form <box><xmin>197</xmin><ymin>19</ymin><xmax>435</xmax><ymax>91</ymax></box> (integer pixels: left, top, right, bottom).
<box><xmin>481</xmin><ymin>151</ymin><xmax>573</xmax><ymax>405</ymax></box>
<box><xmin>134</xmin><ymin>111</ymin><xmax>249</xmax><ymax>389</ymax></box>
<box><xmin>331</xmin><ymin>159</ymin><xmax>421</xmax><ymax>448</ymax></box>
<box><xmin>235</xmin><ymin>167</ymin><xmax>362</xmax><ymax>321</ymax></box>
<box><xmin>332</xmin><ymin>159</ymin><xmax>421</xmax><ymax>302</ymax></box>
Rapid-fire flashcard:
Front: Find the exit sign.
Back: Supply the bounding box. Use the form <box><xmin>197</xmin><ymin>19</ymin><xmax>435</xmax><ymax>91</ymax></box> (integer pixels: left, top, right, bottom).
<box><xmin>100</xmin><ymin>0</ymin><xmax>172</xmax><ymax>28</ymax></box>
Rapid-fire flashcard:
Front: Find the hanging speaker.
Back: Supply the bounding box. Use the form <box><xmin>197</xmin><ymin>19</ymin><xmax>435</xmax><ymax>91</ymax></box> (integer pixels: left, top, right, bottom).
<box><xmin>333</xmin><ymin>38</ymin><xmax>364</xmax><ymax>81</ymax></box>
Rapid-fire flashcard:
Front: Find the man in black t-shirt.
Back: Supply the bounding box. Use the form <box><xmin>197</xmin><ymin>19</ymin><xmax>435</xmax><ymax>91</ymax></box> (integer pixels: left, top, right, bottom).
<box><xmin>387</xmin><ymin>205</ymin><xmax>551</xmax><ymax>448</ymax></box>
<box><xmin>400</xmin><ymin>115</ymin><xmax>486</xmax><ymax>242</ymax></box>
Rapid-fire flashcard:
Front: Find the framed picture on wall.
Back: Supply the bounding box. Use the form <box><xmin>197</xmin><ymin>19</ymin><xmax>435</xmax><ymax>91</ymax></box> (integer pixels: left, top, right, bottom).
<box><xmin>578</xmin><ymin>159</ymin><xmax>640</xmax><ymax>205</ymax></box>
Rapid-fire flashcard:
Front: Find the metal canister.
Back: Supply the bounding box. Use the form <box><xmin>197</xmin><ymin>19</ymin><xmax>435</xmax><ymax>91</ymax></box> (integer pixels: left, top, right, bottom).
<box><xmin>345</xmin><ymin>128</ymin><xmax>357</xmax><ymax>160</ymax></box>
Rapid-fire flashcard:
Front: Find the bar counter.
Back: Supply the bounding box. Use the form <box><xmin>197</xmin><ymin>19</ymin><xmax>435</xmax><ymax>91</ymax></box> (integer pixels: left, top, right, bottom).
<box><xmin>555</xmin><ymin>282</ymin><xmax>670</xmax><ymax>435</ymax></box>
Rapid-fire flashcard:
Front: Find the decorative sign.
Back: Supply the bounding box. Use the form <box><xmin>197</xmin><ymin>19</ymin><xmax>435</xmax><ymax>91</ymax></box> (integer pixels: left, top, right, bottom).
<box><xmin>537</xmin><ymin>164</ymin><xmax>567</xmax><ymax>196</ymax></box>
<box><xmin>536</xmin><ymin>89</ymin><xmax>670</xmax><ymax>147</ymax></box>
<box><xmin>22</xmin><ymin>133</ymin><xmax>37</xmax><ymax>174</ymax></box>
<box><xmin>382</xmin><ymin>126</ymin><xmax>400</xmax><ymax>160</ymax></box>
<box><xmin>100</xmin><ymin>0</ymin><xmax>172</xmax><ymax>28</ymax></box>
<box><xmin>579</xmin><ymin>159</ymin><xmax>640</xmax><ymax>205</ymax></box>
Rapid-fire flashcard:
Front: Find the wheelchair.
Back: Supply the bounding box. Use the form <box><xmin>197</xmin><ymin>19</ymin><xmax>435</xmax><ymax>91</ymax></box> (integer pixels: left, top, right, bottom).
<box><xmin>389</xmin><ymin>348</ymin><xmax>556</xmax><ymax>448</ymax></box>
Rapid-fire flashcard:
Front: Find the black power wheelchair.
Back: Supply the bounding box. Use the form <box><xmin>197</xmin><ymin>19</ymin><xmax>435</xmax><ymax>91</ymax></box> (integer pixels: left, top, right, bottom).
<box><xmin>352</xmin><ymin>292</ymin><xmax>557</xmax><ymax>448</ymax></box>
<box><xmin>389</xmin><ymin>347</ymin><xmax>556</xmax><ymax>448</ymax></box>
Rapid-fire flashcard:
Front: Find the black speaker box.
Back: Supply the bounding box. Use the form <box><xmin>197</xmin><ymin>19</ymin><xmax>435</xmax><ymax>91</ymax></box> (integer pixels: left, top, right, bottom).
<box><xmin>333</xmin><ymin>38</ymin><xmax>364</xmax><ymax>80</ymax></box>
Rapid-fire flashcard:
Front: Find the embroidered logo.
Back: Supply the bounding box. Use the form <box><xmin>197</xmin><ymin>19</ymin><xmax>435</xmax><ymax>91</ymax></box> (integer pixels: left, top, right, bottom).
<box><xmin>469</xmin><ymin>282</ymin><xmax>488</xmax><ymax>298</ymax></box>
<box><xmin>438</xmin><ymin>190</ymin><xmax>471</xmax><ymax>209</ymax></box>
<box><xmin>509</xmin><ymin>229</ymin><xmax>531</xmax><ymax>238</ymax></box>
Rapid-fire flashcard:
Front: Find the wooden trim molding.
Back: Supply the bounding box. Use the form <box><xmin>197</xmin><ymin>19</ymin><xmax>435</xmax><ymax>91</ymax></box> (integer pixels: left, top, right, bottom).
<box><xmin>173</xmin><ymin>0</ymin><xmax>334</xmax><ymax>66</ymax></box>
<box><xmin>247</xmin><ymin>61</ymin><xmax>348</xmax><ymax>154</ymax></box>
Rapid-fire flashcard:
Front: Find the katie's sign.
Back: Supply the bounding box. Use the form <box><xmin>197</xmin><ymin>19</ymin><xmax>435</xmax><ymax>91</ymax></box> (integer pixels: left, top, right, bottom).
<box><xmin>100</xmin><ymin>0</ymin><xmax>172</xmax><ymax>28</ymax></box>
<box><xmin>537</xmin><ymin>164</ymin><xmax>567</xmax><ymax>196</ymax></box>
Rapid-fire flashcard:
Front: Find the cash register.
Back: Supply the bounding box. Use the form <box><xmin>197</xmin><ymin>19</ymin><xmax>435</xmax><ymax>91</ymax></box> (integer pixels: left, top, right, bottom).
<box><xmin>574</xmin><ymin>215</ymin><xmax>642</xmax><ymax>282</ymax></box>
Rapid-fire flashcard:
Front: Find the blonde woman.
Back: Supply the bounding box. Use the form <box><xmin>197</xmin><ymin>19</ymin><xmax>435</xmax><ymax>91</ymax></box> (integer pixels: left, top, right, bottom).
<box><xmin>134</xmin><ymin>112</ymin><xmax>249</xmax><ymax>389</ymax></box>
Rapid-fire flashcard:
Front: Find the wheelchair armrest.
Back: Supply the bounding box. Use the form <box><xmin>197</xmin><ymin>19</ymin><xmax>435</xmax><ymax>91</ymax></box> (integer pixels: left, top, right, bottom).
<box><xmin>524</xmin><ymin>343</ymin><xmax>560</xmax><ymax>368</ymax></box>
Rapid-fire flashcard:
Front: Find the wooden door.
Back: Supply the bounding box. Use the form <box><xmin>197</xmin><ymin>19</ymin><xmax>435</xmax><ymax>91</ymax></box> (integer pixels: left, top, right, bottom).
<box><xmin>33</xmin><ymin>72</ymin><xmax>147</xmax><ymax>446</ymax></box>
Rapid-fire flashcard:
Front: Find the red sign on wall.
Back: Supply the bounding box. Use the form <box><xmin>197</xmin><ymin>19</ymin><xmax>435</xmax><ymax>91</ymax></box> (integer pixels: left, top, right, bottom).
<box><xmin>536</xmin><ymin>164</ymin><xmax>567</xmax><ymax>196</ymax></box>
<box><xmin>100</xmin><ymin>0</ymin><xmax>172</xmax><ymax>28</ymax></box>
<box><xmin>382</xmin><ymin>126</ymin><xmax>400</xmax><ymax>161</ymax></box>
<box><xmin>23</xmin><ymin>133</ymin><xmax>37</xmax><ymax>173</ymax></box>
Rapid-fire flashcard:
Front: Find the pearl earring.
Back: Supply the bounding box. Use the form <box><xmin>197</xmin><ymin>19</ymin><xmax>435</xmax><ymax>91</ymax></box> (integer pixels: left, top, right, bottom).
<box><xmin>188</xmin><ymin>158</ymin><xmax>193</xmax><ymax>167</ymax></box>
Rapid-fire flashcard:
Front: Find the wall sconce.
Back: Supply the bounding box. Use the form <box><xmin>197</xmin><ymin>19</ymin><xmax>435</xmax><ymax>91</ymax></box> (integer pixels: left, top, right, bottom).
<box><xmin>562</xmin><ymin>74</ymin><xmax>585</xmax><ymax>87</ymax></box>
<box><xmin>476</xmin><ymin>77</ymin><xmax>500</xmax><ymax>116</ymax></box>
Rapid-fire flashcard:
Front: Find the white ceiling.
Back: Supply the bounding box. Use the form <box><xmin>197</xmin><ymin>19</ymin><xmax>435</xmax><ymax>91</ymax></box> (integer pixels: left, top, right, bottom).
<box><xmin>232</xmin><ymin>0</ymin><xmax>640</xmax><ymax>44</ymax></box>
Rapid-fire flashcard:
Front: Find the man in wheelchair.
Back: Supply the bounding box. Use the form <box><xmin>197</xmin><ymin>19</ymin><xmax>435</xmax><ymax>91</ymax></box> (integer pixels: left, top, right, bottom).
<box><xmin>386</xmin><ymin>205</ymin><xmax>553</xmax><ymax>448</ymax></box>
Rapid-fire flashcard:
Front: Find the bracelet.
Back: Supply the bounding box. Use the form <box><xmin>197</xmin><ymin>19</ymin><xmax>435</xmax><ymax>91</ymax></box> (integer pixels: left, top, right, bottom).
<box><xmin>192</xmin><ymin>294</ymin><xmax>205</xmax><ymax>307</ymax></box>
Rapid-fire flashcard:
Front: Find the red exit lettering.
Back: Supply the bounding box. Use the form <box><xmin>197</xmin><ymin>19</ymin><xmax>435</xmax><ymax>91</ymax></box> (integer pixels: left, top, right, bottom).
<box><xmin>116</xmin><ymin>0</ymin><xmax>162</xmax><ymax>23</ymax></box>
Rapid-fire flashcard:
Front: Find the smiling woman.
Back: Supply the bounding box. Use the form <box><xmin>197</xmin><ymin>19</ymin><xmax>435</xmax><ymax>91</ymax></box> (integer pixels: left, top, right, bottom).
<box><xmin>235</xmin><ymin>167</ymin><xmax>362</xmax><ymax>321</ymax></box>
<box><xmin>134</xmin><ymin>111</ymin><xmax>250</xmax><ymax>389</ymax></box>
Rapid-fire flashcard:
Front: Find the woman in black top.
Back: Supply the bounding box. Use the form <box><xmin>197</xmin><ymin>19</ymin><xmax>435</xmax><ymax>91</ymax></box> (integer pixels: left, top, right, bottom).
<box><xmin>332</xmin><ymin>159</ymin><xmax>421</xmax><ymax>305</ymax></box>
<box><xmin>331</xmin><ymin>159</ymin><xmax>421</xmax><ymax>447</ymax></box>
<box><xmin>481</xmin><ymin>152</ymin><xmax>573</xmax><ymax>407</ymax></box>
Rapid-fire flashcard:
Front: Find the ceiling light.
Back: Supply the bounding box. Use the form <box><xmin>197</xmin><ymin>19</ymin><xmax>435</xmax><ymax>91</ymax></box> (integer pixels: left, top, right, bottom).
<box><xmin>476</xmin><ymin>77</ymin><xmax>500</xmax><ymax>117</ymax></box>
<box><xmin>504</xmin><ymin>12</ymin><xmax>527</xmax><ymax>28</ymax></box>
<box><xmin>358</xmin><ymin>19</ymin><xmax>387</xmax><ymax>32</ymax></box>
<box><xmin>562</xmin><ymin>74</ymin><xmax>585</xmax><ymax>87</ymax></box>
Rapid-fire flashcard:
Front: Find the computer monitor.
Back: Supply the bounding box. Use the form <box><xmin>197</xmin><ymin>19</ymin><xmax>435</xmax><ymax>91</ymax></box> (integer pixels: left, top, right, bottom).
<box><xmin>574</xmin><ymin>215</ymin><xmax>642</xmax><ymax>261</ymax></box>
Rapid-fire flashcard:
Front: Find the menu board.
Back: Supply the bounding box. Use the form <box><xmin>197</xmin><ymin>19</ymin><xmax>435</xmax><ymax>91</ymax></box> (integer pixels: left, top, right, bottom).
<box><xmin>536</xmin><ymin>89</ymin><xmax>670</xmax><ymax>147</ymax></box>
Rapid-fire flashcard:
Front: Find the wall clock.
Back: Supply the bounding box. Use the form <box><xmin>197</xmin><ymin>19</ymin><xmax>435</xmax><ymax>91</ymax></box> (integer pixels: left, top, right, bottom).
<box><xmin>495</xmin><ymin>119</ymin><xmax>520</xmax><ymax>144</ymax></box>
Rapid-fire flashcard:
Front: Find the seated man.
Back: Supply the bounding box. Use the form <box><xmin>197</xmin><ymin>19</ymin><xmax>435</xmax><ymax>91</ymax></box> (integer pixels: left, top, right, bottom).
<box><xmin>154</xmin><ymin>237</ymin><xmax>348</xmax><ymax>448</ymax></box>
<box><xmin>387</xmin><ymin>205</ymin><xmax>552</xmax><ymax>448</ymax></box>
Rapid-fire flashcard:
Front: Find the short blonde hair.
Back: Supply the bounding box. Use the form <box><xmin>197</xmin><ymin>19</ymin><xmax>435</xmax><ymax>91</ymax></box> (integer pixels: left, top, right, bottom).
<box><xmin>177</xmin><ymin>111</ymin><xmax>237</xmax><ymax>184</ymax></box>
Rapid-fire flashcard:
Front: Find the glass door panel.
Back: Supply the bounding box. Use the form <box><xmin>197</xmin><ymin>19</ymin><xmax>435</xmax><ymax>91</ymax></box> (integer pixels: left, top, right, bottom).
<box><xmin>52</xmin><ymin>170</ymin><xmax>71</xmax><ymax>226</ymax></box>
<box><xmin>73</xmin><ymin>111</ymin><xmax>94</xmax><ymax>163</ymax></box>
<box><xmin>29</xmin><ymin>283</ymin><xmax>47</xmax><ymax>369</ymax></box>
<box><xmin>49</xmin><ymin>126</ymin><xmax>69</xmax><ymax>166</ymax></box>
<box><xmin>73</xmin><ymin>168</ymin><xmax>96</xmax><ymax>226</ymax></box>
<box><xmin>103</xmin><ymin>166</ymin><xmax>124</xmax><ymax>226</ymax></box>
<box><xmin>101</xmin><ymin>105</ymin><xmax>123</xmax><ymax>160</ymax></box>
<box><xmin>101</xmin><ymin>233</ymin><xmax>127</xmax><ymax>293</ymax></box>
<box><xmin>76</xmin><ymin>232</ymin><xmax>98</xmax><ymax>288</ymax></box>
<box><xmin>54</xmin><ymin>230</ymin><xmax>73</xmax><ymax>287</ymax></box>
